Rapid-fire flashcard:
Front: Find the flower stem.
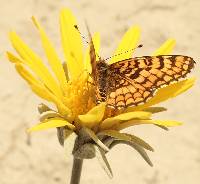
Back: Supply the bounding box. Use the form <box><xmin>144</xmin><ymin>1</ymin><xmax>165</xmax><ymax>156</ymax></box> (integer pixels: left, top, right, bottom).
<box><xmin>70</xmin><ymin>157</ymin><xmax>83</xmax><ymax>184</ymax></box>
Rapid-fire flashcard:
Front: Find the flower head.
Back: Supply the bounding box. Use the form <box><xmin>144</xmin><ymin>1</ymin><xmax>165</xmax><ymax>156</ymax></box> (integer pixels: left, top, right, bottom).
<box><xmin>7</xmin><ymin>8</ymin><xmax>195</xmax><ymax>177</ymax></box>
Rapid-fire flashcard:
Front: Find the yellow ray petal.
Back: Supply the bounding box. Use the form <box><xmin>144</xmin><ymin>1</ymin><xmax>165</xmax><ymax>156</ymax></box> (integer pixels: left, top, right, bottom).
<box><xmin>15</xmin><ymin>63</ymin><xmax>71</xmax><ymax>116</ymax></box>
<box><xmin>111</xmin><ymin>111</ymin><xmax>151</xmax><ymax>121</ymax></box>
<box><xmin>109</xmin><ymin>26</ymin><xmax>141</xmax><ymax>64</ymax></box>
<box><xmin>78</xmin><ymin>103</ymin><xmax>106</xmax><ymax>128</ymax></box>
<box><xmin>126</xmin><ymin>106</ymin><xmax>167</xmax><ymax>114</ymax></box>
<box><xmin>100</xmin><ymin>111</ymin><xmax>151</xmax><ymax>130</ymax></box>
<box><xmin>60</xmin><ymin>8</ymin><xmax>84</xmax><ymax>80</ymax></box>
<box><xmin>127</xmin><ymin>78</ymin><xmax>195</xmax><ymax>111</ymax></box>
<box><xmin>15</xmin><ymin>63</ymin><xmax>53</xmax><ymax>101</ymax></box>
<box><xmin>30</xmin><ymin>84</ymin><xmax>55</xmax><ymax>102</ymax></box>
<box><xmin>7</xmin><ymin>51</ymin><xmax>22</xmax><ymax>64</ymax></box>
<box><xmin>173</xmin><ymin>78</ymin><xmax>196</xmax><ymax>97</ymax></box>
<box><xmin>15</xmin><ymin>63</ymin><xmax>39</xmax><ymax>86</ymax></box>
<box><xmin>152</xmin><ymin>39</ymin><xmax>176</xmax><ymax>56</ymax></box>
<box><xmin>32</xmin><ymin>83</ymin><xmax>71</xmax><ymax>117</ymax></box>
<box><xmin>116</xmin><ymin>119</ymin><xmax>182</xmax><ymax>130</ymax></box>
<box><xmin>14</xmin><ymin>63</ymin><xmax>48</xmax><ymax>91</ymax></box>
<box><xmin>99</xmin><ymin>130</ymin><xmax>154</xmax><ymax>151</ymax></box>
<box><xmin>84</xmin><ymin>32</ymin><xmax>100</xmax><ymax>73</ymax></box>
<box><xmin>9</xmin><ymin>31</ymin><xmax>62</xmax><ymax>98</ymax></box>
<box><xmin>32</xmin><ymin>17</ymin><xmax>67</xmax><ymax>89</ymax></box>
<box><xmin>53</xmin><ymin>99</ymin><xmax>72</xmax><ymax>118</ymax></box>
<box><xmin>27</xmin><ymin>118</ymin><xmax>75</xmax><ymax>132</ymax></box>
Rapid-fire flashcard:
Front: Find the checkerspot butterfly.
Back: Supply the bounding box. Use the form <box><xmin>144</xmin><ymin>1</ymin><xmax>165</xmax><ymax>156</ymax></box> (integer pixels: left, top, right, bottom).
<box><xmin>88</xmin><ymin>31</ymin><xmax>195</xmax><ymax>109</ymax></box>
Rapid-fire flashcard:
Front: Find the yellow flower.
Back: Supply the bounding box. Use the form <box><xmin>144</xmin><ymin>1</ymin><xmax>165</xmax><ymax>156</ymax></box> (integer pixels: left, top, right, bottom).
<box><xmin>7</xmin><ymin>8</ymin><xmax>195</xmax><ymax>177</ymax></box>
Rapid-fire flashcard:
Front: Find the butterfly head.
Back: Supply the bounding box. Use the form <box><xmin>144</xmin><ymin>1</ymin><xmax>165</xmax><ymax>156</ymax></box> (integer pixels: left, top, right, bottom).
<box><xmin>96</xmin><ymin>59</ymin><xmax>108</xmax><ymax>72</ymax></box>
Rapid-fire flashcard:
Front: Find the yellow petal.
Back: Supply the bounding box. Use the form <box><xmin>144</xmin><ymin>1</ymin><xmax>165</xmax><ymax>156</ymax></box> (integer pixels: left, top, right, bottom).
<box><xmin>30</xmin><ymin>84</ymin><xmax>55</xmax><ymax>102</ymax></box>
<box><xmin>109</xmin><ymin>26</ymin><xmax>141</xmax><ymax>64</ymax></box>
<box><xmin>152</xmin><ymin>39</ymin><xmax>176</xmax><ymax>56</ymax></box>
<box><xmin>32</xmin><ymin>17</ymin><xmax>67</xmax><ymax>89</ymax></box>
<box><xmin>111</xmin><ymin>111</ymin><xmax>151</xmax><ymax>121</ymax></box>
<box><xmin>173</xmin><ymin>78</ymin><xmax>196</xmax><ymax>97</ymax></box>
<box><xmin>99</xmin><ymin>130</ymin><xmax>154</xmax><ymax>151</ymax></box>
<box><xmin>116</xmin><ymin>119</ymin><xmax>182</xmax><ymax>130</ymax></box>
<box><xmin>127</xmin><ymin>78</ymin><xmax>195</xmax><ymax>111</ymax></box>
<box><xmin>32</xmin><ymin>84</ymin><xmax>71</xmax><ymax>118</ymax></box>
<box><xmin>27</xmin><ymin>118</ymin><xmax>75</xmax><ymax>132</ymax></box>
<box><xmin>126</xmin><ymin>107</ymin><xmax>167</xmax><ymax>114</ymax></box>
<box><xmin>78</xmin><ymin>103</ymin><xmax>106</xmax><ymax>128</ymax></box>
<box><xmin>9</xmin><ymin>31</ymin><xmax>62</xmax><ymax>99</ymax></box>
<box><xmin>14</xmin><ymin>63</ymin><xmax>71</xmax><ymax>117</ymax></box>
<box><xmin>84</xmin><ymin>32</ymin><xmax>100</xmax><ymax>73</ymax></box>
<box><xmin>7</xmin><ymin>51</ymin><xmax>22</xmax><ymax>64</ymax></box>
<box><xmin>15</xmin><ymin>63</ymin><xmax>41</xmax><ymax>86</ymax></box>
<box><xmin>60</xmin><ymin>8</ymin><xmax>84</xmax><ymax>80</ymax></box>
<box><xmin>15</xmin><ymin>63</ymin><xmax>52</xmax><ymax>101</ymax></box>
<box><xmin>100</xmin><ymin>111</ymin><xmax>151</xmax><ymax>130</ymax></box>
<box><xmin>54</xmin><ymin>100</ymin><xmax>72</xmax><ymax>118</ymax></box>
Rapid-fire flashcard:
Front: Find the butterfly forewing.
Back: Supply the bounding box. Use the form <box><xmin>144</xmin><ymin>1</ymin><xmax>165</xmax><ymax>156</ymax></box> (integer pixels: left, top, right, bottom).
<box><xmin>106</xmin><ymin>55</ymin><xmax>195</xmax><ymax>108</ymax></box>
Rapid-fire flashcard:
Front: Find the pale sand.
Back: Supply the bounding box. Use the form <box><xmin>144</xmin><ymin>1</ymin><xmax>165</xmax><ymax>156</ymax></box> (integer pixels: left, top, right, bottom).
<box><xmin>0</xmin><ymin>0</ymin><xmax>200</xmax><ymax>183</ymax></box>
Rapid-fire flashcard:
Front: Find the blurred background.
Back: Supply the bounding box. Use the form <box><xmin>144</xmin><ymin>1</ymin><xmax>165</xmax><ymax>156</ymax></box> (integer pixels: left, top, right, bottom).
<box><xmin>0</xmin><ymin>0</ymin><xmax>199</xmax><ymax>183</ymax></box>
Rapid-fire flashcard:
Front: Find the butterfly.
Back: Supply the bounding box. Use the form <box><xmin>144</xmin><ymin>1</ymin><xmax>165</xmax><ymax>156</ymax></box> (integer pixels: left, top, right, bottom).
<box><xmin>88</xmin><ymin>32</ymin><xmax>195</xmax><ymax>109</ymax></box>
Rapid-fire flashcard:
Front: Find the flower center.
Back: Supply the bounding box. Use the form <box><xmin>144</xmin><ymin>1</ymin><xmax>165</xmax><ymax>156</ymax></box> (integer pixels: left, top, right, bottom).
<box><xmin>62</xmin><ymin>72</ymin><xmax>96</xmax><ymax>119</ymax></box>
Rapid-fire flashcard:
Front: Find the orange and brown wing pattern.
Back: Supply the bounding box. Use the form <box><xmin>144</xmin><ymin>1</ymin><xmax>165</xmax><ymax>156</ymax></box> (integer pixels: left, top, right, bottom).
<box><xmin>106</xmin><ymin>55</ymin><xmax>195</xmax><ymax>108</ymax></box>
<box><xmin>107</xmin><ymin>73</ymin><xmax>153</xmax><ymax>108</ymax></box>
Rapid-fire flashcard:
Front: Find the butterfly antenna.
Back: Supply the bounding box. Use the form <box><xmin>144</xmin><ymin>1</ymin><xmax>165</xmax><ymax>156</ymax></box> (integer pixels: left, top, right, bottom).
<box><xmin>105</xmin><ymin>44</ymin><xmax>143</xmax><ymax>61</ymax></box>
<box><xmin>74</xmin><ymin>24</ymin><xmax>100</xmax><ymax>60</ymax></box>
<box><xmin>74</xmin><ymin>25</ymin><xmax>89</xmax><ymax>44</ymax></box>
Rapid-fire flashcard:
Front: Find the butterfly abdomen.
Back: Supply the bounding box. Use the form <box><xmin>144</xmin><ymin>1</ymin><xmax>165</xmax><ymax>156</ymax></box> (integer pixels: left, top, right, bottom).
<box><xmin>95</xmin><ymin>60</ymin><xmax>109</xmax><ymax>103</ymax></box>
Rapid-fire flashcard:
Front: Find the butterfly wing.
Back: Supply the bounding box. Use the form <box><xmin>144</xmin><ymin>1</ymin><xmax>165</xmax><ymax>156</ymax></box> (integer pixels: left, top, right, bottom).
<box><xmin>106</xmin><ymin>55</ymin><xmax>195</xmax><ymax>108</ymax></box>
<box><xmin>107</xmin><ymin>73</ymin><xmax>153</xmax><ymax>108</ymax></box>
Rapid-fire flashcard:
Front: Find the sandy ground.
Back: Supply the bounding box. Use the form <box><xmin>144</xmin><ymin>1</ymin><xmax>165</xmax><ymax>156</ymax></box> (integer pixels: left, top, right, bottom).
<box><xmin>0</xmin><ymin>0</ymin><xmax>200</xmax><ymax>183</ymax></box>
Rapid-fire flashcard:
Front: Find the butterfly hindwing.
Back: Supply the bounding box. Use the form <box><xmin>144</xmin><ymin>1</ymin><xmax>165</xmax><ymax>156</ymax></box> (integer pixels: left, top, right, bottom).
<box><xmin>106</xmin><ymin>73</ymin><xmax>153</xmax><ymax>108</ymax></box>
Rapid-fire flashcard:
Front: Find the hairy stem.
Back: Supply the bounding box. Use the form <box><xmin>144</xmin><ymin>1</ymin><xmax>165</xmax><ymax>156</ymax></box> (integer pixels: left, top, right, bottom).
<box><xmin>70</xmin><ymin>157</ymin><xmax>83</xmax><ymax>184</ymax></box>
